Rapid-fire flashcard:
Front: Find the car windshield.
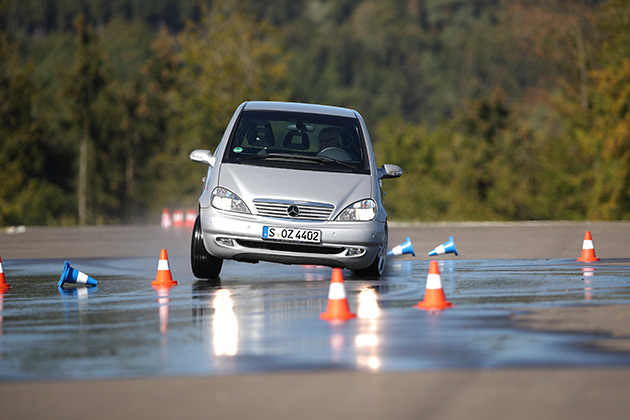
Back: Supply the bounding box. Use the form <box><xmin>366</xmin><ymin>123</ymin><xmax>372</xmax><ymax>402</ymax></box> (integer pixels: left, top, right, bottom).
<box><xmin>223</xmin><ymin>110</ymin><xmax>370</xmax><ymax>174</ymax></box>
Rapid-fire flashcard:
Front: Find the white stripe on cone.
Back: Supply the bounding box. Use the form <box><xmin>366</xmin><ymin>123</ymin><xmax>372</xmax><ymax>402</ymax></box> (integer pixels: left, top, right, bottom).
<box><xmin>158</xmin><ymin>259</ymin><xmax>170</xmax><ymax>271</ymax></box>
<box><xmin>433</xmin><ymin>244</ymin><xmax>446</xmax><ymax>255</ymax></box>
<box><xmin>390</xmin><ymin>245</ymin><xmax>403</xmax><ymax>255</ymax></box>
<box><xmin>328</xmin><ymin>283</ymin><xmax>347</xmax><ymax>300</ymax></box>
<box><xmin>76</xmin><ymin>271</ymin><xmax>88</xmax><ymax>284</ymax></box>
<box><xmin>582</xmin><ymin>240</ymin><xmax>594</xmax><ymax>250</ymax></box>
<box><xmin>425</xmin><ymin>273</ymin><xmax>443</xmax><ymax>290</ymax></box>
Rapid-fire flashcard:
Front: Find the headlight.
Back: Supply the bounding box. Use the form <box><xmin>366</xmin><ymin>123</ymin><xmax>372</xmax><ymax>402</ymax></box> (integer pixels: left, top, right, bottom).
<box><xmin>336</xmin><ymin>199</ymin><xmax>376</xmax><ymax>221</ymax></box>
<box><xmin>211</xmin><ymin>187</ymin><xmax>251</xmax><ymax>214</ymax></box>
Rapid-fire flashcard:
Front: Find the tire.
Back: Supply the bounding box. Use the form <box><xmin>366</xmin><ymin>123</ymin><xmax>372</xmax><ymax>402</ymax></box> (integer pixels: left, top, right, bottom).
<box><xmin>353</xmin><ymin>223</ymin><xmax>388</xmax><ymax>279</ymax></box>
<box><xmin>191</xmin><ymin>215</ymin><xmax>223</xmax><ymax>279</ymax></box>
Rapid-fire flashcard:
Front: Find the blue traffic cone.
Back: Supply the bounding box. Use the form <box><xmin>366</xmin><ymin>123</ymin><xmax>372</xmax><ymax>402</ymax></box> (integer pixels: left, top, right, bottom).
<box><xmin>428</xmin><ymin>236</ymin><xmax>458</xmax><ymax>256</ymax></box>
<box><xmin>58</xmin><ymin>261</ymin><xmax>98</xmax><ymax>287</ymax></box>
<box><xmin>387</xmin><ymin>237</ymin><xmax>415</xmax><ymax>257</ymax></box>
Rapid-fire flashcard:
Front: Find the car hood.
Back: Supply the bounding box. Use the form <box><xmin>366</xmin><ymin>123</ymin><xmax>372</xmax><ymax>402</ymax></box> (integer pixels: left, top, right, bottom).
<box><xmin>217</xmin><ymin>163</ymin><xmax>372</xmax><ymax>213</ymax></box>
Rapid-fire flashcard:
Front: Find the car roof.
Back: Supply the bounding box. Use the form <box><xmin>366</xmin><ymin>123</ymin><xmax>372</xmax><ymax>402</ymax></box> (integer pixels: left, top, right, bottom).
<box><xmin>242</xmin><ymin>101</ymin><xmax>357</xmax><ymax>118</ymax></box>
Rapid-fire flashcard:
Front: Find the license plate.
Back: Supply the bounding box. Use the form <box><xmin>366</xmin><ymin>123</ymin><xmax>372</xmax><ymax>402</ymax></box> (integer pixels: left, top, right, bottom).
<box><xmin>262</xmin><ymin>226</ymin><xmax>321</xmax><ymax>243</ymax></box>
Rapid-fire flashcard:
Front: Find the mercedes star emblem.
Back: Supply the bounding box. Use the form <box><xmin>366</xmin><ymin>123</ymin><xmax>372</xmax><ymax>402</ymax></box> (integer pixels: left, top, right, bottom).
<box><xmin>287</xmin><ymin>205</ymin><xmax>300</xmax><ymax>218</ymax></box>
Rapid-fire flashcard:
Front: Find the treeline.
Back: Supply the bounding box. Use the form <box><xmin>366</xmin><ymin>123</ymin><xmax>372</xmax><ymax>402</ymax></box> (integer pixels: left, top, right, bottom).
<box><xmin>1</xmin><ymin>0</ymin><xmax>629</xmax><ymax>225</ymax></box>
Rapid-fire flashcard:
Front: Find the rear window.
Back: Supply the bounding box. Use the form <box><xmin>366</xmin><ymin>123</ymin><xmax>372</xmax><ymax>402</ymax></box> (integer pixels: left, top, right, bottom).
<box><xmin>223</xmin><ymin>110</ymin><xmax>370</xmax><ymax>174</ymax></box>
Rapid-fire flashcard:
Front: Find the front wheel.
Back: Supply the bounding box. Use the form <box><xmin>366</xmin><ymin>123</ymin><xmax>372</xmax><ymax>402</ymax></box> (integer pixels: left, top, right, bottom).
<box><xmin>191</xmin><ymin>215</ymin><xmax>223</xmax><ymax>279</ymax></box>
<box><xmin>353</xmin><ymin>224</ymin><xmax>387</xmax><ymax>279</ymax></box>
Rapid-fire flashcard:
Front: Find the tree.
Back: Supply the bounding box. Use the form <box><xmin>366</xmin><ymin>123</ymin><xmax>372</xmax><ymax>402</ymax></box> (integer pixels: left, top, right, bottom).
<box><xmin>505</xmin><ymin>0</ymin><xmax>596</xmax><ymax>111</ymax></box>
<box><xmin>0</xmin><ymin>33</ymin><xmax>71</xmax><ymax>225</ymax></box>
<box><xmin>126</xmin><ymin>26</ymin><xmax>182</xmax><ymax>217</ymax></box>
<box><xmin>66</xmin><ymin>14</ymin><xmax>107</xmax><ymax>224</ymax></box>
<box><xmin>175</xmin><ymin>0</ymin><xmax>289</xmax><ymax>147</ymax></box>
<box><xmin>374</xmin><ymin>118</ymin><xmax>466</xmax><ymax>221</ymax></box>
<box><xmin>584</xmin><ymin>0</ymin><xmax>630</xmax><ymax>219</ymax></box>
<box><xmin>153</xmin><ymin>0</ymin><xmax>290</xmax><ymax>204</ymax></box>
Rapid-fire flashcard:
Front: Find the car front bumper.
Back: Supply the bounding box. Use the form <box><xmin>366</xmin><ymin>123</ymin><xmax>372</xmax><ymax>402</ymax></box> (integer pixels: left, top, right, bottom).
<box><xmin>199</xmin><ymin>207</ymin><xmax>386</xmax><ymax>270</ymax></box>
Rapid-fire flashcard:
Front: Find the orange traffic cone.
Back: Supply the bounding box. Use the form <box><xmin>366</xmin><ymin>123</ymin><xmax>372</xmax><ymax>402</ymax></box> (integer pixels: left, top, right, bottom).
<box><xmin>152</xmin><ymin>249</ymin><xmax>177</xmax><ymax>287</ymax></box>
<box><xmin>415</xmin><ymin>260</ymin><xmax>452</xmax><ymax>310</ymax></box>
<box><xmin>576</xmin><ymin>231</ymin><xmax>600</xmax><ymax>262</ymax></box>
<box><xmin>160</xmin><ymin>208</ymin><xmax>172</xmax><ymax>229</ymax></box>
<box><xmin>172</xmin><ymin>210</ymin><xmax>184</xmax><ymax>228</ymax></box>
<box><xmin>0</xmin><ymin>255</ymin><xmax>9</xmax><ymax>290</ymax></box>
<box><xmin>185</xmin><ymin>208</ymin><xmax>197</xmax><ymax>229</ymax></box>
<box><xmin>320</xmin><ymin>268</ymin><xmax>356</xmax><ymax>321</ymax></box>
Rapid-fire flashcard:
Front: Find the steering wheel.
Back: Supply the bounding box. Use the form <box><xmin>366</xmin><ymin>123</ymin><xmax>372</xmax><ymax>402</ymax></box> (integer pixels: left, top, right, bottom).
<box><xmin>317</xmin><ymin>147</ymin><xmax>353</xmax><ymax>161</ymax></box>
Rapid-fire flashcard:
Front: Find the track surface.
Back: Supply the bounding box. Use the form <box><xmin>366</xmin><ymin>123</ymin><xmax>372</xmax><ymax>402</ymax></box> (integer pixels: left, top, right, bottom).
<box><xmin>1</xmin><ymin>222</ymin><xmax>630</xmax><ymax>419</ymax></box>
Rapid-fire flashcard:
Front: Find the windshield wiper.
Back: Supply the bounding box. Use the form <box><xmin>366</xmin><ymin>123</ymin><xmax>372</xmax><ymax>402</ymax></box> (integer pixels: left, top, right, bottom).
<box><xmin>238</xmin><ymin>152</ymin><xmax>358</xmax><ymax>169</ymax></box>
<box><xmin>307</xmin><ymin>155</ymin><xmax>358</xmax><ymax>169</ymax></box>
<box><xmin>237</xmin><ymin>152</ymin><xmax>314</xmax><ymax>162</ymax></box>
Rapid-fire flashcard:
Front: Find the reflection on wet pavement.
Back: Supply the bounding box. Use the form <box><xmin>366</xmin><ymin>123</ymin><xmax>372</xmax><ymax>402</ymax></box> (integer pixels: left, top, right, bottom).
<box><xmin>0</xmin><ymin>257</ymin><xmax>629</xmax><ymax>380</ymax></box>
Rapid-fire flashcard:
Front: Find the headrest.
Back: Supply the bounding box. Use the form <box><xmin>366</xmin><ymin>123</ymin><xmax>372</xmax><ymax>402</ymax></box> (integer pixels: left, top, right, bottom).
<box><xmin>283</xmin><ymin>131</ymin><xmax>310</xmax><ymax>150</ymax></box>
<box><xmin>246</xmin><ymin>122</ymin><xmax>275</xmax><ymax>147</ymax></box>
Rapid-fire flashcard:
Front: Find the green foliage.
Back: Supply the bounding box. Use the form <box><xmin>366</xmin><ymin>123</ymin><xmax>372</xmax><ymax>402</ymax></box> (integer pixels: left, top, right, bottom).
<box><xmin>375</xmin><ymin>91</ymin><xmax>554</xmax><ymax>221</ymax></box>
<box><xmin>66</xmin><ymin>14</ymin><xmax>110</xmax><ymax>224</ymax></box>
<box><xmin>1</xmin><ymin>0</ymin><xmax>629</xmax><ymax>225</ymax></box>
<box><xmin>155</xmin><ymin>0</ymin><xmax>290</xmax><ymax>208</ymax></box>
<box><xmin>0</xmin><ymin>34</ymin><xmax>73</xmax><ymax>225</ymax></box>
<box><xmin>173</xmin><ymin>0</ymin><xmax>289</xmax><ymax>150</ymax></box>
<box><xmin>584</xmin><ymin>0</ymin><xmax>630</xmax><ymax>219</ymax></box>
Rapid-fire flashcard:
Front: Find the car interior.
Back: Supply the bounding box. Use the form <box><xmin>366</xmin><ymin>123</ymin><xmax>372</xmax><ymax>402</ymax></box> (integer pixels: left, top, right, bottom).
<box><xmin>229</xmin><ymin>112</ymin><xmax>367</xmax><ymax>171</ymax></box>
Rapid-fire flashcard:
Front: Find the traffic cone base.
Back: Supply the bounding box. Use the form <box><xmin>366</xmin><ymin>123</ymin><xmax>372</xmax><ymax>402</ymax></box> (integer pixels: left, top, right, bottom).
<box><xmin>415</xmin><ymin>289</ymin><xmax>453</xmax><ymax>310</ymax></box>
<box><xmin>152</xmin><ymin>249</ymin><xmax>177</xmax><ymax>287</ymax></box>
<box><xmin>576</xmin><ymin>231</ymin><xmax>599</xmax><ymax>262</ymax></box>
<box><xmin>320</xmin><ymin>268</ymin><xmax>356</xmax><ymax>321</ymax></box>
<box><xmin>320</xmin><ymin>299</ymin><xmax>357</xmax><ymax>320</ymax></box>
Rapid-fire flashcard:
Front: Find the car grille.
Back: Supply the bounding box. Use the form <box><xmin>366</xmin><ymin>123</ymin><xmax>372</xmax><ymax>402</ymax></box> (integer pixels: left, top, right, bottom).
<box><xmin>253</xmin><ymin>199</ymin><xmax>334</xmax><ymax>221</ymax></box>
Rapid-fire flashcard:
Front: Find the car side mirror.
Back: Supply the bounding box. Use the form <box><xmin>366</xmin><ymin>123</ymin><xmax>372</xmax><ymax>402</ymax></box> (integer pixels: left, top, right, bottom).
<box><xmin>190</xmin><ymin>149</ymin><xmax>216</xmax><ymax>167</ymax></box>
<box><xmin>378</xmin><ymin>164</ymin><xmax>403</xmax><ymax>179</ymax></box>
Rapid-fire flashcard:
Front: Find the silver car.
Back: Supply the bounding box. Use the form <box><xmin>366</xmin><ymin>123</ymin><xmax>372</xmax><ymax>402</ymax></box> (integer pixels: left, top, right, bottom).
<box><xmin>189</xmin><ymin>101</ymin><xmax>402</xmax><ymax>278</ymax></box>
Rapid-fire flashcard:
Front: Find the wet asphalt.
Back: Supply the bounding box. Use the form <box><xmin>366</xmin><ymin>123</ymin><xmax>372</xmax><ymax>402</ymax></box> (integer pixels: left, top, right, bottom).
<box><xmin>1</xmin><ymin>256</ymin><xmax>630</xmax><ymax>380</ymax></box>
<box><xmin>0</xmin><ymin>222</ymin><xmax>629</xmax><ymax>419</ymax></box>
